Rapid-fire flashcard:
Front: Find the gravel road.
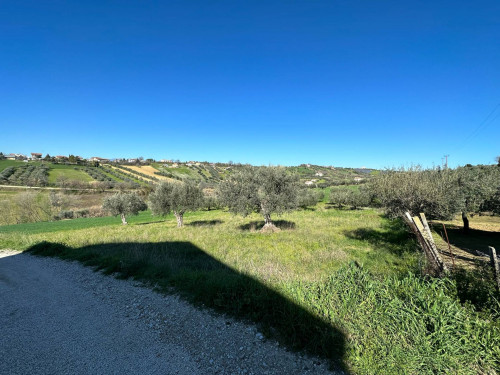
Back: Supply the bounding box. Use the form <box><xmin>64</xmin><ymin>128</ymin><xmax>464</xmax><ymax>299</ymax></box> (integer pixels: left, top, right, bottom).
<box><xmin>0</xmin><ymin>250</ymin><xmax>341</xmax><ymax>375</ymax></box>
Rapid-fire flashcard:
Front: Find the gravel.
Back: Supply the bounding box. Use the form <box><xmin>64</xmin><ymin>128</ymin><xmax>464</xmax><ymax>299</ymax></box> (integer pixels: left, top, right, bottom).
<box><xmin>0</xmin><ymin>250</ymin><xmax>342</xmax><ymax>375</ymax></box>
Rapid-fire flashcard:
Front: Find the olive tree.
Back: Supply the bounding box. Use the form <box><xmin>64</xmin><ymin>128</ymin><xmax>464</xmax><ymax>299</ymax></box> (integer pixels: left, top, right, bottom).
<box><xmin>297</xmin><ymin>188</ymin><xmax>323</xmax><ymax>209</ymax></box>
<box><xmin>455</xmin><ymin>165</ymin><xmax>500</xmax><ymax>232</ymax></box>
<box><xmin>370</xmin><ymin>165</ymin><xmax>500</xmax><ymax>233</ymax></box>
<box><xmin>218</xmin><ymin>166</ymin><xmax>300</xmax><ymax>231</ymax></box>
<box><xmin>102</xmin><ymin>192</ymin><xmax>147</xmax><ymax>225</ymax></box>
<box><xmin>368</xmin><ymin>166</ymin><xmax>460</xmax><ymax>220</ymax></box>
<box><xmin>329</xmin><ymin>188</ymin><xmax>351</xmax><ymax>209</ymax></box>
<box><xmin>148</xmin><ymin>180</ymin><xmax>204</xmax><ymax>227</ymax></box>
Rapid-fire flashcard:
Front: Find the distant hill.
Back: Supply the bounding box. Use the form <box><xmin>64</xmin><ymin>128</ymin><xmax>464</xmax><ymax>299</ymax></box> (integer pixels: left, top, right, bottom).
<box><xmin>0</xmin><ymin>159</ymin><xmax>376</xmax><ymax>189</ymax></box>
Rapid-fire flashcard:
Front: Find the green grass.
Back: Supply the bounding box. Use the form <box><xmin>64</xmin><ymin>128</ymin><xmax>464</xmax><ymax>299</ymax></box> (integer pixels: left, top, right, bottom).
<box><xmin>2</xmin><ymin>206</ymin><xmax>499</xmax><ymax>374</ymax></box>
<box><xmin>48</xmin><ymin>165</ymin><xmax>93</xmax><ymax>183</ymax></box>
<box><xmin>1</xmin><ymin>207</ymin><xmax>418</xmax><ymax>279</ymax></box>
<box><xmin>0</xmin><ymin>210</ymin><xmax>163</xmax><ymax>236</ymax></box>
<box><xmin>0</xmin><ymin>159</ymin><xmax>25</xmax><ymax>172</ymax></box>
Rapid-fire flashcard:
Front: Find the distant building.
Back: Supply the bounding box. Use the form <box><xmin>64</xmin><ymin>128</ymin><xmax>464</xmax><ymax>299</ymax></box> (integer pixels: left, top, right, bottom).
<box><xmin>315</xmin><ymin>172</ymin><xmax>324</xmax><ymax>177</ymax></box>
<box><xmin>89</xmin><ymin>157</ymin><xmax>110</xmax><ymax>163</ymax></box>
<box><xmin>31</xmin><ymin>152</ymin><xmax>42</xmax><ymax>160</ymax></box>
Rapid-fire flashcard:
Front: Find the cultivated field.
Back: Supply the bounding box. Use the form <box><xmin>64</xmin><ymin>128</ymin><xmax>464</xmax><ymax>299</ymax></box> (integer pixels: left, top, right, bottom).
<box><xmin>126</xmin><ymin>165</ymin><xmax>165</xmax><ymax>178</ymax></box>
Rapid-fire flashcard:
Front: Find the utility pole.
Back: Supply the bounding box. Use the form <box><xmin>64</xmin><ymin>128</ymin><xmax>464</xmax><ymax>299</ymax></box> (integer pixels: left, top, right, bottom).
<box><xmin>444</xmin><ymin>155</ymin><xmax>449</xmax><ymax>169</ymax></box>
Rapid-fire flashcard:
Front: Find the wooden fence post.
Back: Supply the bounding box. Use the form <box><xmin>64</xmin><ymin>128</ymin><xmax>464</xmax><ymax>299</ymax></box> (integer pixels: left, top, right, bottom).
<box><xmin>403</xmin><ymin>212</ymin><xmax>447</xmax><ymax>275</ymax></box>
<box><xmin>488</xmin><ymin>246</ymin><xmax>500</xmax><ymax>292</ymax></box>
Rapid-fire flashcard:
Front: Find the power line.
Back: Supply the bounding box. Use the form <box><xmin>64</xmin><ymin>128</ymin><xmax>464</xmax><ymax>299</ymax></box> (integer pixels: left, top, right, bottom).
<box><xmin>454</xmin><ymin>101</ymin><xmax>500</xmax><ymax>152</ymax></box>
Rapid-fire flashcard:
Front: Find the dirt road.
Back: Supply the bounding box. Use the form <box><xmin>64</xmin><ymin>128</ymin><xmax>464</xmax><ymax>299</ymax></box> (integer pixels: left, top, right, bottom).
<box><xmin>0</xmin><ymin>250</ymin><xmax>338</xmax><ymax>375</ymax></box>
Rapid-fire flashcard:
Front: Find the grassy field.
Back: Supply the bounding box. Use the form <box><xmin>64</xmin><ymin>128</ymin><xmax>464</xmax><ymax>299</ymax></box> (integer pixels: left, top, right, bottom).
<box><xmin>1</xmin><ymin>205</ymin><xmax>499</xmax><ymax>374</ymax></box>
<box><xmin>0</xmin><ymin>207</ymin><xmax>417</xmax><ymax>278</ymax></box>
<box><xmin>47</xmin><ymin>164</ymin><xmax>93</xmax><ymax>184</ymax></box>
<box><xmin>0</xmin><ymin>159</ymin><xmax>25</xmax><ymax>172</ymax></box>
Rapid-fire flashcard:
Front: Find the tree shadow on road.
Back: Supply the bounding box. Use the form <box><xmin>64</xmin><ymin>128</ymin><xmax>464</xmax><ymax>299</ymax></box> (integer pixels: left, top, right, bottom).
<box><xmin>25</xmin><ymin>240</ymin><xmax>348</xmax><ymax>373</ymax></box>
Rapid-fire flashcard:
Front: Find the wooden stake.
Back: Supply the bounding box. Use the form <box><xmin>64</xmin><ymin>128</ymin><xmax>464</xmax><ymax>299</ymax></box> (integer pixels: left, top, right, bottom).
<box><xmin>403</xmin><ymin>212</ymin><xmax>447</xmax><ymax>275</ymax></box>
<box><xmin>488</xmin><ymin>246</ymin><xmax>500</xmax><ymax>292</ymax></box>
<box><xmin>442</xmin><ymin>223</ymin><xmax>455</xmax><ymax>268</ymax></box>
<box><xmin>419</xmin><ymin>213</ymin><xmax>448</xmax><ymax>272</ymax></box>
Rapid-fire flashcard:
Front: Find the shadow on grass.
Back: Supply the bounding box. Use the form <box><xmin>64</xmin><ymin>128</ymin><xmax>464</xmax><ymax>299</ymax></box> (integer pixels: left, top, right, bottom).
<box><xmin>134</xmin><ymin>220</ymin><xmax>167</xmax><ymax>226</ymax></box>
<box><xmin>186</xmin><ymin>220</ymin><xmax>223</xmax><ymax>227</ymax></box>
<box><xmin>25</xmin><ymin>241</ymin><xmax>347</xmax><ymax>372</ymax></box>
<box><xmin>238</xmin><ymin>220</ymin><xmax>296</xmax><ymax>231</ymax></box>
<box><xmin>343</xmin><ymin>218</ymin><xmax>415</xmax><ymax>256</ymax></box>
<box><xmin>324</xmin><ymin>204</ymin><xmax>364</xmax><ymax>211</ymax></box>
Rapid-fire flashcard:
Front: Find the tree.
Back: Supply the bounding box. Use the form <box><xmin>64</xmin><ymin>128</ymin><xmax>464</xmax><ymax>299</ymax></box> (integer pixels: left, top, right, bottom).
<box><xmin>203</xmin><ymin>195</ymin><xmax>220</xmax><ymax>211</ymax></box>
<box><xmin>329</xmin><ymin>188</ymin><xmax>351</xmax><ymax>209</ymax></box>
<box><xmin>369</xmin><ymin>165</ymin><xmax>500</xmax><ymax>233</ymax></box>
<box><xmin>218</xmin><ymin>166</ymin><xmax>300</xmax><ymax>231</ymax></box>
<box><xmin>455</xmin><ymin>165</ymin><xmax>500</xmax><ymax>232</ymax></box>
<box><xmin>368</xmin><ymin>166</ymin><xmax>460</xmax><ymax>220</ymax></box>
<box><xmin>148</xmin><ymin>181</ymin><xmax>204</xmax><ymax>227</ymax></box>
<box><xmin>102</xmin><ymin>192</ymin><xmax>147</xmax><ymax>225</ymax></box>
<box><xmin>297</xmin><ymin>188</ymin><xmax>323</xmax><ymax>209</ymax></box>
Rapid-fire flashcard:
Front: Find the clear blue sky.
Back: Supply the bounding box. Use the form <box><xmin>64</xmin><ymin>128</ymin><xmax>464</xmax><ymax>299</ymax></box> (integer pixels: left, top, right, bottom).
<box><xmin>1</xmin><ymin>1</ymin><xmax>499</xmax><ymax>168</ymax></box>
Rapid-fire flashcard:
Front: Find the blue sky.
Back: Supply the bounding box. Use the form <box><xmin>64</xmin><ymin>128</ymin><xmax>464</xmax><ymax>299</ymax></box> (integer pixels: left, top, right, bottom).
<box><xmin>1</xmin><ymin>1</ymin><xmax>499</xmax><ymax>168</ymax></box>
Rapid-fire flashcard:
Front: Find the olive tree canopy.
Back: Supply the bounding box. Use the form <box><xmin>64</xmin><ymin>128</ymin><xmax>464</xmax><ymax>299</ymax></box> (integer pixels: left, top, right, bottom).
<box><xmin>368</xmin><ymin>166</ymin><xmax>460</xmax><ymax>220</ymax></box>
<box><xmin>218</xmin><ymin>166</ymin><xmax>300</xmax><ymax>231</ymax></box>
<box><xmin>455</xmin><ymin>164</ymin><xmax>500</xmax><ymax>232</ymax></box>
<box><xmin>369</xmin><ymin>164</ymin><xmax>500</xmax><ymax>233</ymax></box>
<box><xmin>148</xmin><ymin>180</ymin><xmax>204</xmax><ymax>227</ymax></box>
<box><xmin>102</xmin><ymin>192</ymin><xmax>147</xmax><ymax>225</ymax></box>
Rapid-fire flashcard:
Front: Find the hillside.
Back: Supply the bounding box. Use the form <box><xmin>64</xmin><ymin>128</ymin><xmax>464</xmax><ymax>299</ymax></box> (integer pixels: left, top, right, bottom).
<box><xmin>0</xmin><ymin>159</ymin><xmax>375</xmax><ymax>189</ymax></box>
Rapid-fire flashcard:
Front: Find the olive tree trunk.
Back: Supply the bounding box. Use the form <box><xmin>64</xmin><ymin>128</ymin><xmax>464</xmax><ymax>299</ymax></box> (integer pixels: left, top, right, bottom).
<box><xmin>174</xmin><ymin>211</ymin><xmax>184</xmax><ymax>227</ymax></box>
<box><xmin>264</xmin><ymin>213</ymin><xmax>272</xmax><ymax>226</ymax></box>
<box><xmin>462</xmin><ymin>211</ymin><xmax>470</xmax><ymax>233</ymax></box>
<box><xmin>261</xmin><ymin>213</ymin><xmax>279</xmax><ymax>232</ymax></box>
<box><xmin>120</xmin><ymin>213</ymin><xmax>128</xmax><ymax>225</ymax></box>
